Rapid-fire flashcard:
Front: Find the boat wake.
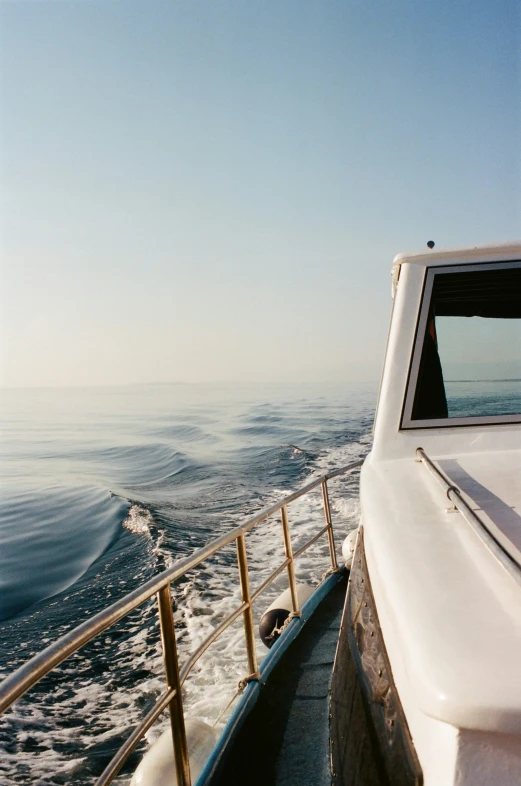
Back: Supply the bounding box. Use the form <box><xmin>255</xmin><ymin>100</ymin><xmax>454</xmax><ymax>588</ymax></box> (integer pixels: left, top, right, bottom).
<box><xmin>0</xmin><ymin>382</ymin><xmax>374</xmax><ymax>784</ymax></box>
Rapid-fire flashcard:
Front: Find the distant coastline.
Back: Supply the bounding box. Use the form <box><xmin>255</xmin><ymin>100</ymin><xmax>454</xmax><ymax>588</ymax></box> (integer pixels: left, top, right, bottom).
<box><xmin>446</xmin><ymin>378</ymin><xmax>521</xmax><ymax>383</ymax></box>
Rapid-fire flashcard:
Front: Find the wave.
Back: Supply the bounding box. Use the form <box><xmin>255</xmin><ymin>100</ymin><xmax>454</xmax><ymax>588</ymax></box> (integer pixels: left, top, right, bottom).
<box><xmin>0</xmin><ymin>485</ymin><xmax>130</xmax><ymax>621</ymax></box>
<box><xmin>144</xmin><ymin>424</ymin><xmax>217</xmax><ymax>442</ymax></box>
<box><xmin>82</xmin><ymin>443</ymin><xmax>193</xmax><ymax>485</ymax></box>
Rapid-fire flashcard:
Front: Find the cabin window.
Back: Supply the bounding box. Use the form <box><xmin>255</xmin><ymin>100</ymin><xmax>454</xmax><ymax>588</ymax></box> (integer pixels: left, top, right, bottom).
<box><xmin>402</xmin><ymin>262</ymin><xmax>521</xmax><ymax>427</ymax></box>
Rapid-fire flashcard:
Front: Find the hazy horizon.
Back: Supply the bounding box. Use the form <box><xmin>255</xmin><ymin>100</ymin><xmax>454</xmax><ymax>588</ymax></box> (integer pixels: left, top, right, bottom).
<box><xmin>0</xmin><ymin>373</ymin><xmax>381</xmax><ymax>391</ymax></box>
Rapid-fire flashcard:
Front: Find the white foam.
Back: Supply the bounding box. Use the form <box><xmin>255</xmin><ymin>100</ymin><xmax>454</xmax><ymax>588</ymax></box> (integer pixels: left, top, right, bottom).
<box><xmin>122</xmin><ymin>504</ymin><xmax>154</xmax><ymax>536</ymax></box>
<box><xmin>175</xmin><ymin>436</ymin><xmax>369</xmax><ymax>731</ymax></box>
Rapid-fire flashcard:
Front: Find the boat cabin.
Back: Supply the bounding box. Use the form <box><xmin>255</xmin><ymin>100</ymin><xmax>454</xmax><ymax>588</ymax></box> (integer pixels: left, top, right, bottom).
<box><xmin>354</xmin><ymin>243</ymin><xmax>521</xmax><ymax>786</ymax></box>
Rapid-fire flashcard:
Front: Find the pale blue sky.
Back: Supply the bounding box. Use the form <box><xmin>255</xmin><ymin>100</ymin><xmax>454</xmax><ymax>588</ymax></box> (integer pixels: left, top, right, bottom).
<box><xmin>1</xmin><ymin>0</ymin><xmax>519</xmax><ymax>387</ymax></box>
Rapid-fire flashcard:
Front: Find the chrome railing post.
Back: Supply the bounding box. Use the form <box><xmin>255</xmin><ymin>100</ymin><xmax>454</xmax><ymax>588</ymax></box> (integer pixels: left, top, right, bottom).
<box><xmin>322</xmin><ymin>479</ymin><xmax>338</xmax><ymax>571</ymax></box>
<box><xmin>236</xmin><ymin>533</ymin><xmax>259</xmax><ymax>679</ymax></box>
<box><xmin>281</xmin><ymin>505</ymin><xmax>300</xmax><ymax>616</ymax></box>
<box><xmin>158</xmin><ymin>585</ymin><xmax>191</xmax><ymax>786</ymax></box>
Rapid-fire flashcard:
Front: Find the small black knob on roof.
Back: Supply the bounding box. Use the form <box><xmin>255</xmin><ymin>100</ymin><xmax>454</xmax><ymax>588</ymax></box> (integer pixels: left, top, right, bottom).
<box><xmin>427</xmin><ymin>240</ymin><xmax>435</xmax><ymax>249</ymax></box>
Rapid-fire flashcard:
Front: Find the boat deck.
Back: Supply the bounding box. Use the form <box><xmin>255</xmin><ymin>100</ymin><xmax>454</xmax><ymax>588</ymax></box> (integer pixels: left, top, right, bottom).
<box><xmin>209</xmin><ymin>572</ymin><xmax>348</xmax><ymax>786</ymax></box>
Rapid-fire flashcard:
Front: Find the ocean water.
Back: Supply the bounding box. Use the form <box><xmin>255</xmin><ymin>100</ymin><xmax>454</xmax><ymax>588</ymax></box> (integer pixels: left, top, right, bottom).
<box><xmin>0</xmin><ymin>381</ymin><xmax>375</xmax><ymax>785</ymax></box>
<box><xmin>445</xmin><ymin>379</ymin><xmax>521</xmax><ymax>418</ymax></box>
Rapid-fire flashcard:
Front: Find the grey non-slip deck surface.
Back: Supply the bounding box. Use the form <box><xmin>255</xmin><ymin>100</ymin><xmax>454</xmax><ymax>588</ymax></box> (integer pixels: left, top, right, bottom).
<box><xmin>213</xmin><ymin>573</ymin><xmax>348</xmax><ymax>786</ymax></box>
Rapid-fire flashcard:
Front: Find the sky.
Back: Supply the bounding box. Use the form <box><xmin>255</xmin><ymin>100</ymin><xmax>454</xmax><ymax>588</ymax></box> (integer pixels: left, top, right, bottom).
<box><xmin>1</xmin><ymin>0</ymin><xmax>520</xmax><ymax>387</ymax></box>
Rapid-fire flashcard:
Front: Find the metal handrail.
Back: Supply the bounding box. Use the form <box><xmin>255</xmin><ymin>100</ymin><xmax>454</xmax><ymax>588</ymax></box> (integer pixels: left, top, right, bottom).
<box><xmin>0</xmin><ymin>458</ymin><xmax>363</xmax><ymax>786</ymax></box>
<box><xmin>416</xmin><ymin>447</ymin><xmax>521</xmax><ymax>586</ymax></box>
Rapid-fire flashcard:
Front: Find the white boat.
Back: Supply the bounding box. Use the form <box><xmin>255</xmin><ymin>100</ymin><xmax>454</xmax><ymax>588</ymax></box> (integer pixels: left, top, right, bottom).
<box><xmin>1</xmin><ymin>241</ymin><xmax>520</xmax><ymax>786</ymax></box>
<box><xmin>345</xmin><ymin>241</ymin><xmax>521</xmax><ymax>786</ymax></box>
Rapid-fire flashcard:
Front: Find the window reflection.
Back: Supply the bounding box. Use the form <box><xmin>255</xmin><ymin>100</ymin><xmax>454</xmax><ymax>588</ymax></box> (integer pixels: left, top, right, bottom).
<box><xmin>411</xmin><ymin>266</ymin><xmax>521</xmax><ymax>421</ymax></box>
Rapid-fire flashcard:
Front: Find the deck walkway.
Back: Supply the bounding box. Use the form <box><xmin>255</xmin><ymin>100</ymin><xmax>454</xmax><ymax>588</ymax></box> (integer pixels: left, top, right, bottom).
<box><xmin>212</xmin><ymin>572</ymin><xmax>348</xmax><ymax>786</ymax></box>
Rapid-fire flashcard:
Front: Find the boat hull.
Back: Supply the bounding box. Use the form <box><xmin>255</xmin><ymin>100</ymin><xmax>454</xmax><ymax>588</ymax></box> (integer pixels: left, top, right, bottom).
<box><xmin>330</xmin><ymin>528</ymin><xmax>423</xmax><ymax>786</ymax></box>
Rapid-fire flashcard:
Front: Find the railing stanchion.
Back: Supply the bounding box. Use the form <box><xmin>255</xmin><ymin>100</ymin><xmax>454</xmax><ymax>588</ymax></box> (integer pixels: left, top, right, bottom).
<box><xmin>236</xmin><ymin>534</ymin><xmax>259</xmax><ymax>678</ymax></box>
<box><xmin>158</xmin><ymin>585</ymin><xmax>191</xmax><ymax>786</ymax></box>
<box><xmin>281</xmin><ymin>505</ymin><xmax>300</xmax><ymax>616</ymax></box>
<box><xmin>322</xmin><ymin>479</ymin><xmax>338</xmax><ymax>571</ymax></box>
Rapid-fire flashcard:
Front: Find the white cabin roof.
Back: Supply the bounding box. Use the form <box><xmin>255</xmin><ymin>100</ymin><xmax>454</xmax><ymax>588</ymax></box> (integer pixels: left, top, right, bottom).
<box><xmin>392</xmin><ymin>241</ymin><xmax>521</xmax><ymax>269</ymax></box>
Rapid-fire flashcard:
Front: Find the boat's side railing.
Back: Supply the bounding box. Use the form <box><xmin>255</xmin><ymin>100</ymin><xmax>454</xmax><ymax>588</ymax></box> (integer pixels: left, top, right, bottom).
<box><xmin>416</xmin><ymin>447</ymin><xmax>521</xmax><ymax>585</ymax></box>
<box><xmin>0</xmin><ymin>459</ymin><xmax>363</xmax><ymax>786</ymax></box>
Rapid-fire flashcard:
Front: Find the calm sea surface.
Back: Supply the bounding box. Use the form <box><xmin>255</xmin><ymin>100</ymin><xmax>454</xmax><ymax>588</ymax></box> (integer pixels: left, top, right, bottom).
<box><xmin>0</xmin><ymin>381</ymin><xmax>375</xmax><ymax>785</ymax></box>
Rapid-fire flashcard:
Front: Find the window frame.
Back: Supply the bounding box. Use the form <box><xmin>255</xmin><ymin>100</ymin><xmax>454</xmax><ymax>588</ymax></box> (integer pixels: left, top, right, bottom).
<box><xmin>400</xmin><ymin>259</ymin><xmax>521</xmax><ymax>430</ymax></box>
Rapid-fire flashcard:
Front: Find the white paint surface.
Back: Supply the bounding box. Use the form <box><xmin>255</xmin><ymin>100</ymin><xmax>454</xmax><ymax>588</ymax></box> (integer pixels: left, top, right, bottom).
<box><xmin>363</xmin><ymin>242</ymin><xmax>521</xmax><ymax>784</ymax></box>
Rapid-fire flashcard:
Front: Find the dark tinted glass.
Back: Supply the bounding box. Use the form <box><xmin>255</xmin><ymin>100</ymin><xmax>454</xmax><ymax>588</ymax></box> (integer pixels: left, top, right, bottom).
<box><xmin>412</xmin><ymin>266</ymin><xmax>521</xmax><ymax>420</ymax></box>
